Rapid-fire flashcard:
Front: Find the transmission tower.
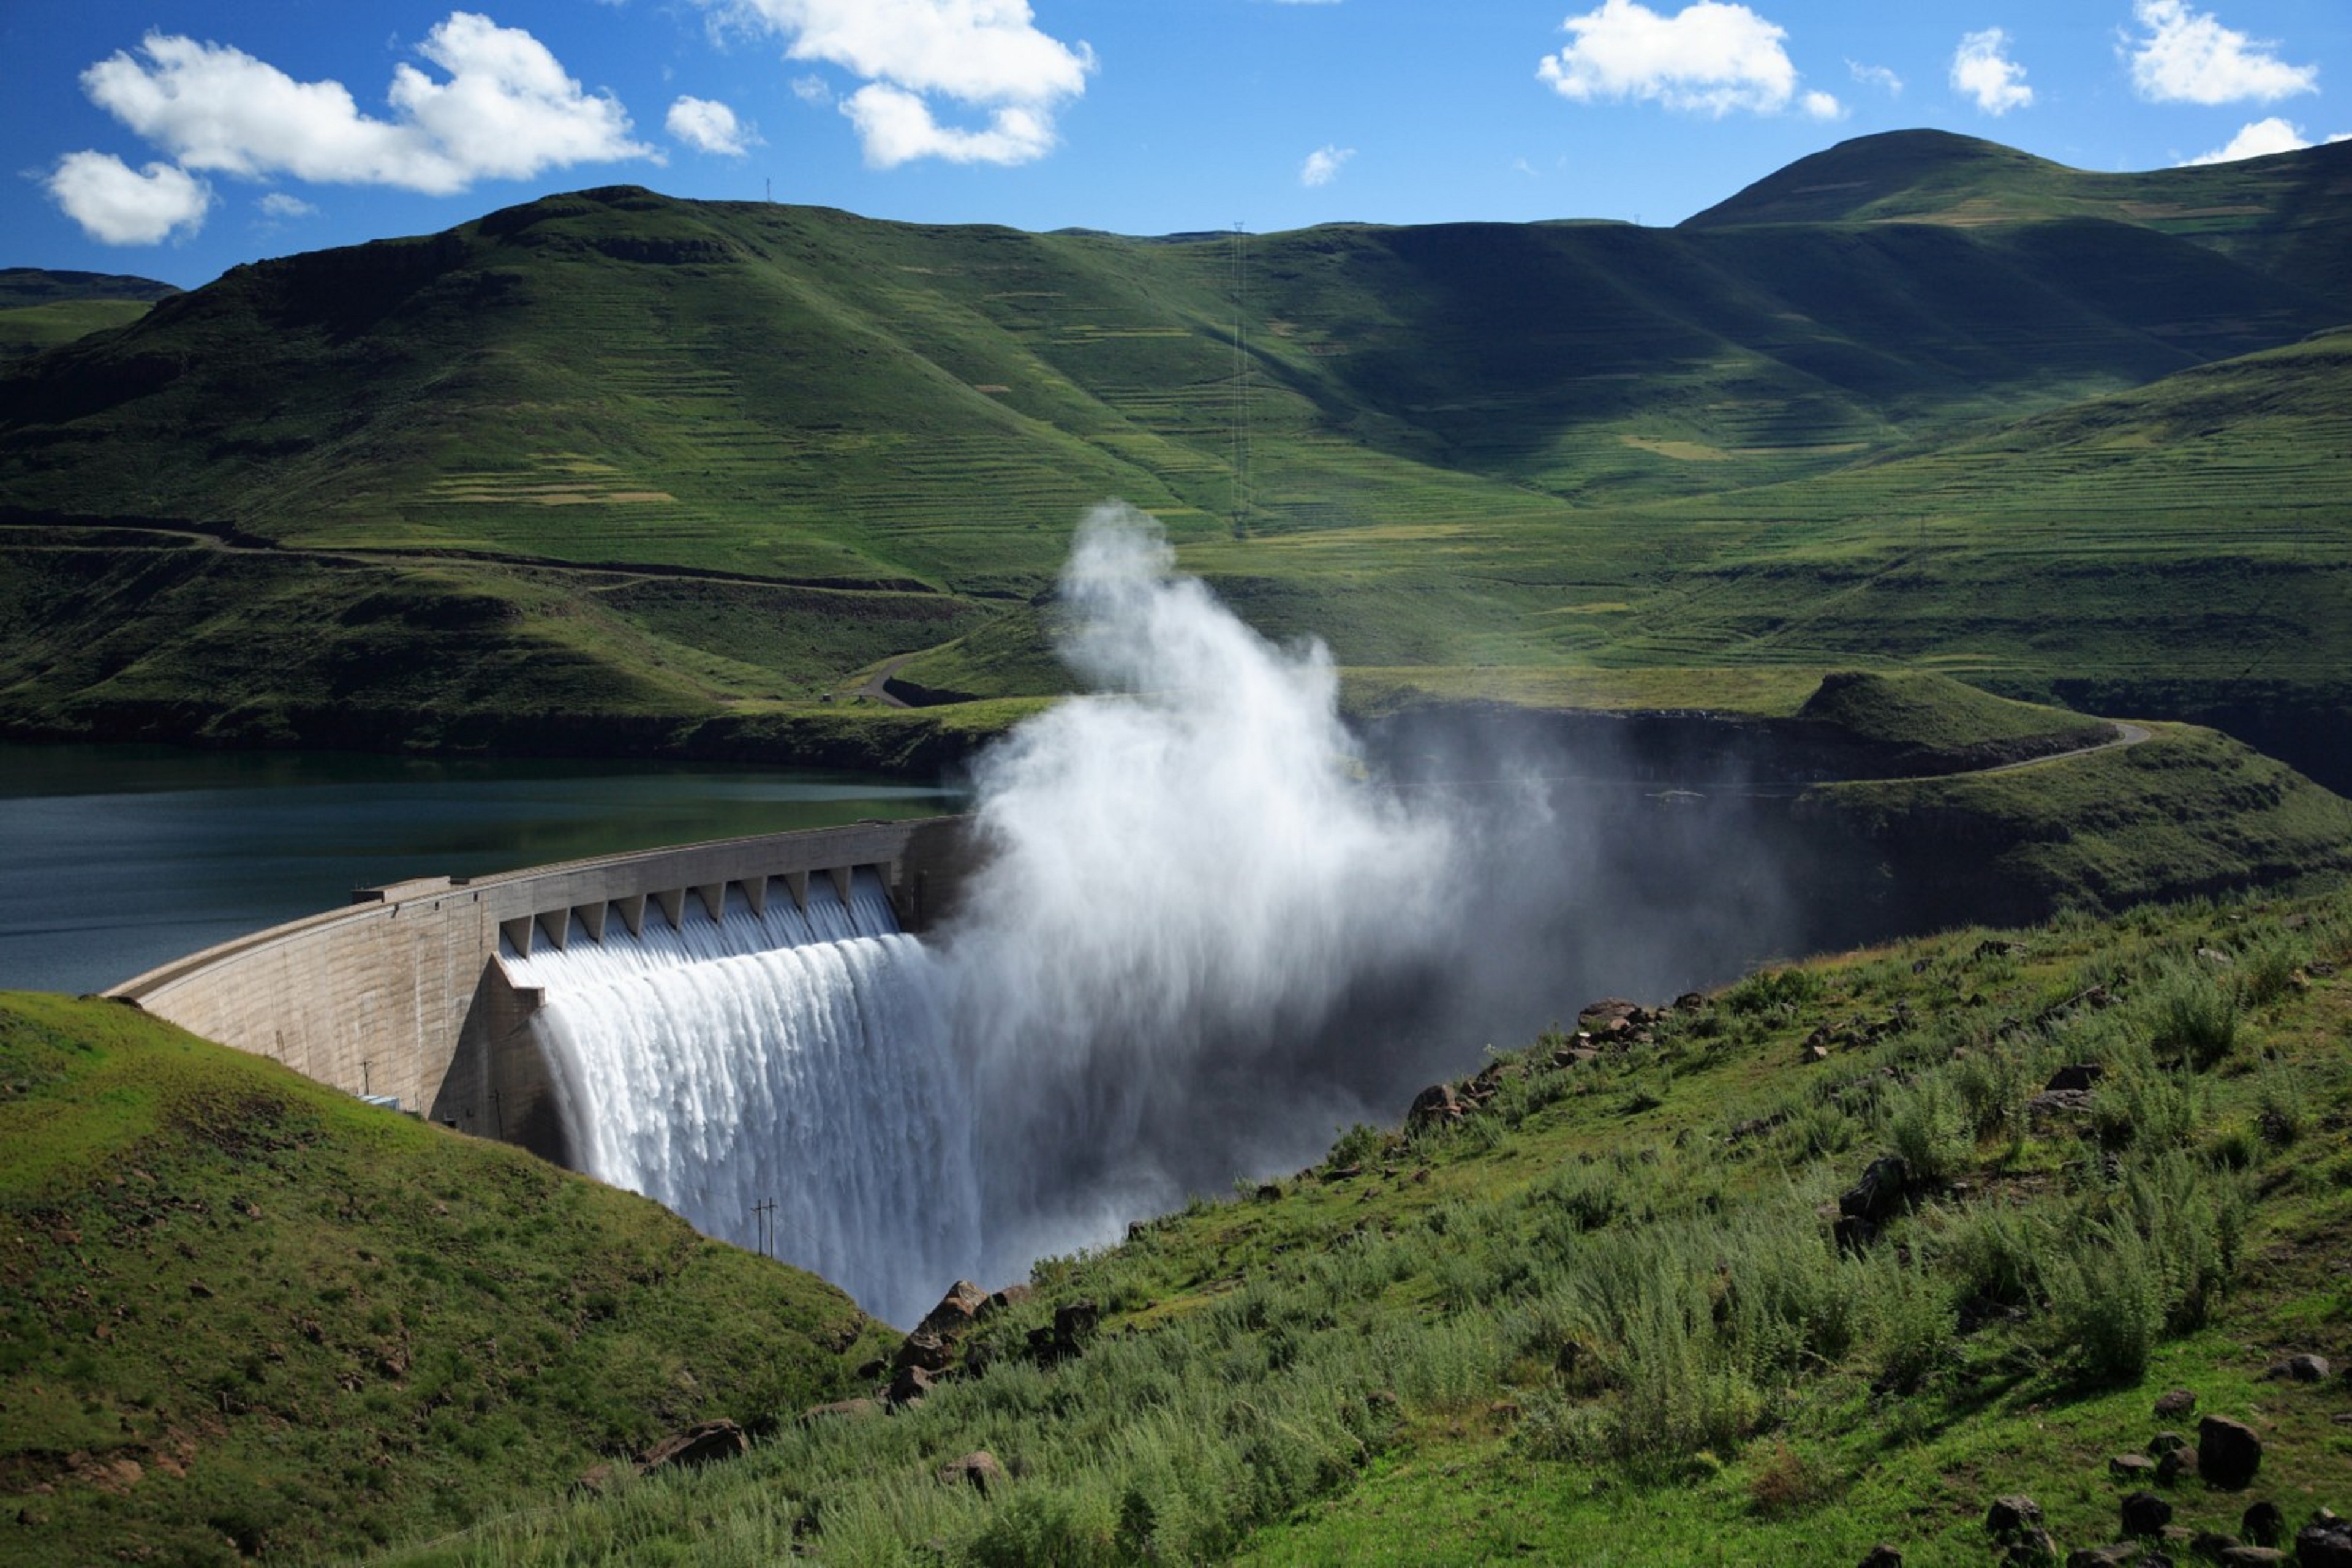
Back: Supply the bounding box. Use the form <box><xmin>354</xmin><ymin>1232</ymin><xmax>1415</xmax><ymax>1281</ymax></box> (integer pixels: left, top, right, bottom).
<box><xmin>1230</xmin><ymin>222</ymin><xmax>1251</xmax><ymax>537</ymax></box>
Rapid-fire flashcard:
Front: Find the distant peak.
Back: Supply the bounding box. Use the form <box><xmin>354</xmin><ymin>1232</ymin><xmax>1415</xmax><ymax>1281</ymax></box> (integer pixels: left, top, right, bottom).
<box><xmin>1682</xmin><ymin>130</ymin><xmax>2063</xmax><ymax>230</ymax></box>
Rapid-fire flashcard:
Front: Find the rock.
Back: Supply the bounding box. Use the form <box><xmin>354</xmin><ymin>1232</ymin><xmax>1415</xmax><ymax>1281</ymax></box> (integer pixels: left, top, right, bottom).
<box><xmin>2154</xmin><ymin>1389</ymin><xmax>2197</xmax><ymax>1418</ymax></box>
<box><xmin>2028</xmin><ymin>1088</ymin><xmax>2097</xmax><ymax>1126</ymax></box>
<box><xmin>2260</xmin><ymin>1353</ymin><xmax>2329</xmax><ymax>1384</ymax></box>
<box><xmin>981</xmin><ymin>1284</ymin><xmax>1033</xmax><ymax>1317</ymax></box>
<box><xmin>2156</xmin><ymin>1446</ymin><xmax>2197</xmax><ymax>1485</ymax></box>
<box><xmin>1857</xmin><ymin>1547</ymin><xmax>1904</xmax><ymax>1568</ymax></box>
<box><xmin>937</xmin><ymin>1451</ymin><xmax>1003</xmax><ymax>1494</ymax></box>
<box><xmin>573</xmin><ymin>1461</ymin><xmax>620</xmax><ymax>1495</ymax></box>
<box><xmin>2187</xmin><ymin>1532</ymin><xmax>2238</xmax><ymax>1559</ymax></box>
<box><xmin>1577</xmin><ymin>997</ymin><xmax>1640</xmax><ymax>1027</ymax></box>
<box><xmin>799</xmin><ymin>1398</ymin><xmax>880</xmax><ymax>1425</ymax></box>
<box><xmin>2121</xmin><ymin>1490</ymin><xmax>2172</xmax><ymax>1536</ymax></box>
<box><xmin>1675</xmin><ymin>992</ymin><xmax>1708</xmax><ymax>1011</ymax></box>
<box><xmin>915</xmin><ymin>1281</ymin><xmax>989</xmax><ymax>1340</ymax></box>
<box><xmin>886</xmin><ymin>1365</ymin><xmax>934</xmax><ymax>1407</ymax></box>
<box><xmin>2004</xmin><ymin>1525</ymin><xmax>2059</xmax><ymax>1564</ymax></box>
<box><xmin>2196</xmin><ymin>1416</ymin><xmax>2261</xmax><ymax>1490</ymax></box>
<box><xmin>2110</xmin><ymin>1453</ymin><xmax>2156</xmax><ymax>1480</ymax></box>
<box><xmin>1833</xmin><ymin>1213</ymin><xmax>1879</xmax><ymax>1252</ymax></box>
<box><xmin>2147</xmin><ymin>1430</ymin><xmax>2188</xmax><ymax>1456</ymax></box>
<box><xmin>639</xmin><ymin>1419</ymin><xmax>747</xmax><ymax>1473</ymax></box>
<box><xmin>894</xmin><ymin>1331</ymin><xmax>953</xmax><ymax>1373</ymax></box>
<box><xmin>1054</xmin><ymin>1300</ymin><xmax>1099</xmax><ymax>1344</ymax></box>
<box><xmin>1840</xmin><ymin>1156</ymin><xmax>1910</xmax><ymax>1224</ymax></box>
<box><xmin>1802</xmin><ymin>1044</ymin><xmax>1831</xmax><ymax>1065</ymax></box>
<box><xmin>2239</xmin><ymin>1501</ymin><xmax>2284</xmax><ymax>1547</ymax></box>
<box><xmin>1408</xmin><ymin>1083</ymin><xmax>1465</xmax><ymax>1131</ymax></box>
<box><xmin>2063</xmin><ymin>1547</ymin><xmax>2136</xmax><ymax>1567</ymax></box>
<box><xmin>2300</xmin><ymin>1521</ymin><xmax>2352</xmax><ymax>1568</ymax></box>
<box><xmin>2045</xmin><ymin>1063</ymin><xmax>2105</xmax><ymax>1093</ymax></box>
<box><xmin>1988</xmin><ymin>1495</ymin><xmax>2045</xmax><ymax>1536</ymax></box>
<box><xmin>2218</xmin><ymin>1550</ymin><xmax>2286</xmax><ymax>1567</ymax></box>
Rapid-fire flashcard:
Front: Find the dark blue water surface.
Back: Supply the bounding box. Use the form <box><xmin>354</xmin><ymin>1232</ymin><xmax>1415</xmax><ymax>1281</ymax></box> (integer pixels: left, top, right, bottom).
<box><xmin>0</xmin><ymin>743</ymin><xmax>960</xmax><ymax>996</ymax></box>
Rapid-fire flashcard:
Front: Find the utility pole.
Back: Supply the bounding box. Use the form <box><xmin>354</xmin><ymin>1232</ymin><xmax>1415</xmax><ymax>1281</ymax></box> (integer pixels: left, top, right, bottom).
<box><xmin>751</xmin><ymin>1198</ymin><xmax>777</xmax><ymax>1259</ymax></box>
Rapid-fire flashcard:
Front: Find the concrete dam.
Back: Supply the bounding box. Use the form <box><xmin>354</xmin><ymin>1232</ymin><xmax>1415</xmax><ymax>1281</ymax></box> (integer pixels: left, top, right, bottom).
<box><xmin>109</xmin><ymin>816</ymin><xmax>974</xmax><ymax>1179</ymax></box>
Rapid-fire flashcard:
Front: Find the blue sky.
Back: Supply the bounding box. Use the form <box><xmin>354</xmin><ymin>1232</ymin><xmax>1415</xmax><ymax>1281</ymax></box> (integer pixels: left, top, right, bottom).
<box><xmin>8</xmin><ymin>0</ymin><xmax>2350</xmax><ymax>289</ymax></box>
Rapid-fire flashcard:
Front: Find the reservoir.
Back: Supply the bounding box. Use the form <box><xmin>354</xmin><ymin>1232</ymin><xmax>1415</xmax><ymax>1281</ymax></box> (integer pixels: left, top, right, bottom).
<box><xmin>0</xmin><ymin>742</ymin><xmax>959</xmax><ymax>997</ymax></box>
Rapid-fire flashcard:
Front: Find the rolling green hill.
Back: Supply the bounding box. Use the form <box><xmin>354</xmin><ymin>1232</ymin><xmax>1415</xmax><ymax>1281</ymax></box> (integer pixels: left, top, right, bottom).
<box><xmin>1</xmin><ymin>133</ymin><xmax>2349</xmax><ymax>783</ymax></box>
<box><xmin>0</xmin><ymin>991</ymin><xmax>891</xmax><ymax>1566</ymax></box>
<box><xmin>0</xmin><ymin>269</ymin><xmax>176</xmax><ymax>366</ymax></box>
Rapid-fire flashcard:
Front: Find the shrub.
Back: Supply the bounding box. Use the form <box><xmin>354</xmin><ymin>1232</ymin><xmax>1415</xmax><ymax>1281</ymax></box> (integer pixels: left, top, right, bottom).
<box><xmin>2090</xmin><ymin>1061</ymin><xmax>2203</xmax><ymax>1152</ymax></box>
<box><xmin>1863</xmin><ymin>1251</ymin><xmax>1956</xmax><ymax>1392</ymax></box>
<box><xmin>2043</xmin><ymin>1222</ymin><xmax>2163</xmax><ymax>1384</ymax></box>
<box><xmin>2139</xmin><ymin>960</ymin><xmax>2237</xmax><ymax>1068</ymax></box>
<box><xmin>1725</xmin><ymin>967</ymin><xmax>1823</xmax><ymax>1016</ymax></box>
<box><xmin>2236</xmin><ymin>929</ymin><xmax>2308</xmax><ymax>1008</ymax></box>
<box><xmin>1324</xmin><ymin>1121</ymin><xmax>1392</xmax><ymax>1172</ymax></box>
<box><xmin>1747</xmin><ymin>1441</ymin><xmax>1837</xmax><ymax>1517</ymax></box>
<box><xmin>1923</xmin><ymin>1200</ymin><xmax>2046</xmax><ymax>1309</ymax></box>
<box><xmin>1880</xmin><ymin>1074</ymin><xmax>1972</xmax><ymax>1186</ymax></box>
<box><xmin>2252</xmin><ymin>1050</ymin><xmax>2310</xmax><ymax>1145</ymax></box>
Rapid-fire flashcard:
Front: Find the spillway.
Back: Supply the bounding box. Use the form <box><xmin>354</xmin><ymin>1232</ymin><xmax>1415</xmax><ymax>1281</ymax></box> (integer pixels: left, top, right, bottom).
<box><xmin>504</xmin><ymin>870</ymin><xmax>974</xmax><ymax>1328</ymax></box>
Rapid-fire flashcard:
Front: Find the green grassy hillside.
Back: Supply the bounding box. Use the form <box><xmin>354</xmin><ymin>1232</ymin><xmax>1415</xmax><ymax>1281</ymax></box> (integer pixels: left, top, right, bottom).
<box><xmin>382</xmin><ymin>882</ymin><xmax>2352</xmax><ymax>1567</ymax></box>
<box><xmin>0</xmin><ymin>269</ymin><xmax>176</xmax><ymax>365</ymax></box>
<box><xmin>0</xmin><ymin>993</ymin><xmax>893</xmax><ymax>1566</ymax></box>
<box><xmin>1686</xmin><ymin>129</ymin><xmax>2352</xmax><ymax>298</ymax></box>
<box><xmin>2</xmin><ymin>135</ymin><xmax>2350</xmax><ymax>779</ymax></box>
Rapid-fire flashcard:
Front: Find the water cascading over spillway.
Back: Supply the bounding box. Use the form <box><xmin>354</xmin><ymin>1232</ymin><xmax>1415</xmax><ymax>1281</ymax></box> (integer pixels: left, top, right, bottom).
<box><xmin>506</xmin><ymin>871</ymin><xmax>977</xmax><ymax>1329</ymax></box>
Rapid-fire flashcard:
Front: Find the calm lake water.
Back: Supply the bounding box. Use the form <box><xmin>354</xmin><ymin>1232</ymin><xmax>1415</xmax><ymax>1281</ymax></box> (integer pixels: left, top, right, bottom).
<box><xmin>0</xmin><ymin>743</ymin><xmax>962</xmax><ymax>997</ymax></box>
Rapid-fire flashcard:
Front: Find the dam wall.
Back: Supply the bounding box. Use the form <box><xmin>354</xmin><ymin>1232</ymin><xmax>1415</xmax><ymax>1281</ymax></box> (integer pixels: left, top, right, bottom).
<box><xmin>107</xmin><ymin>816</ymin><xmax>971</xmax><ymax>1163</ymax></box>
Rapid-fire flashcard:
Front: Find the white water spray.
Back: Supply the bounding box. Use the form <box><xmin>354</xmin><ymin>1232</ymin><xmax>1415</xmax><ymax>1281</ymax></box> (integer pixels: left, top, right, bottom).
<box><xmin>518</xmin><ymin>503</ymin><xmax>1461</xmax><ymax>1324</ymax></box>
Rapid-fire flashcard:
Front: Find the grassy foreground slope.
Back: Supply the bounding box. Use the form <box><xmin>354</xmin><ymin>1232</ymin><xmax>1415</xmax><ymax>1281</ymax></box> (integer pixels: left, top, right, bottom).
<box><xmin>410</xmin><ymin>886</ymin><xmax>2352</xmax><ymax>1567</ymax></box>
<box><xmin>0</xmin><ymin>993</ymin><xmax>894</xmax><ymax>1566</ymax></box>
<box><xmin>2</xmin><ymin>134</ymin><xmax>2351</xmax><ymax>772</ymax></box>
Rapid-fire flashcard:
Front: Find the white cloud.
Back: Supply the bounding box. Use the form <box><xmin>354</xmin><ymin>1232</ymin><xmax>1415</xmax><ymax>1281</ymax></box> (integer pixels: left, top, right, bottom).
<box><xmin>1847</xmin><ymin>59</ymin><xmax>1902</xmax><ymax>97</ymax></box>
<box><xmin>1800</xmin><ymin>89</ymin><xmax>1842</xmax><ymax>120</ymax></box>
<box><xmin>668</xmin><ymin>94</ymin><xmax>756</xmax><ymax>155</ymax></box>
<box><xmin>2180</xmin><ymin>115</ymin><xmax>2332</xmax><ymax>164</ymax></box>
<box><xmin>2126</xmin><ymin>0</ymin><xmax>2317</xmax><ymax>105</ymax></box>
<box><xmin>1537</xmin><ymin>1</ymin><xmax>1835</xmax><ymax>118</ymax></box>
<box><xmin>1300</xmin><ymin>144</ymin><xmax>1355</xmax><ymax>186</ymax></box>
<box><xmin>44</xmin><ymin>151</ymin><xmax>211</xmax><ymax>244</ymax></box>
<box><xmin>1951</xmin><ymin>27</ymin><xmax>2034</xmax><ymax>116</ymax></box>
<box><xmin>257</xmin><ymin>190</ymin><xmax>317</xmax><ymax>217</ymax></box>
<box><xmin>791</xmin><ymin>74</ymin><xmax>833</xmax><ymax>105</ymax></box>
<box><xmin>76</xmin><ymin>12</ymin><xmax>652</xmax><ymax>198</ymax></box>
<box><xmin>840</xmin><ymin>84</ymin><xmax>1055</xmax><ymax>167</ymax></box>
<box><xmin>718</xmin><ymin>0</ymin><xmax>1093</xmax><ymax>167</ymax></box>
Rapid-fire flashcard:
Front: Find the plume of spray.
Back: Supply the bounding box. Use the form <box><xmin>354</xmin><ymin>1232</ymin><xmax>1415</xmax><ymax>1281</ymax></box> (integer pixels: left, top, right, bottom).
<box><xmin>936</xmin><ymin>502</ymin><xmax>1458</xmax><ymax>1275</ymax></box>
